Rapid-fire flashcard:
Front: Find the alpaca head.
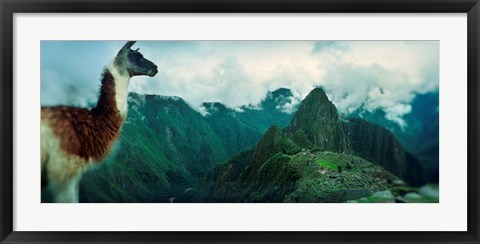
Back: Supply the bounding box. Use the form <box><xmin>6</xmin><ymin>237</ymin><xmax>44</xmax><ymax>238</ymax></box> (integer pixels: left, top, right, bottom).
<box><xmin>115</xmin><ymin>41</ymin><xmax>158</xmax><ymax>77</ymax></box>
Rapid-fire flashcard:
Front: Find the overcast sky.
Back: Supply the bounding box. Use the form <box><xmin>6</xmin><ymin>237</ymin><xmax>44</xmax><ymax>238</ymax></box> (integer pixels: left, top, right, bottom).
<box><xmin>41</xmin><ymin>40</ymin><xmax>439</xmax><ymax>126</ymax></box>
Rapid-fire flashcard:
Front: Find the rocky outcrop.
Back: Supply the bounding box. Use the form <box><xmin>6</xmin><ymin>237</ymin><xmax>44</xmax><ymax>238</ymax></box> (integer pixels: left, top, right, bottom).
<box><xmin>286</xmin><ymin>88</ymin><xmax>350</xmax><ymax>153</ymax></box>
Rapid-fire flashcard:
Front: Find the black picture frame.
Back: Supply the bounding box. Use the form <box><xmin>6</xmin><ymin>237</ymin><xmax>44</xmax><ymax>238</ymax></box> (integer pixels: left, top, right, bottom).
<box><xmin>1</xmin><ymin>0</ymin><xmax>479</xmax><ymax>243</ymax></box>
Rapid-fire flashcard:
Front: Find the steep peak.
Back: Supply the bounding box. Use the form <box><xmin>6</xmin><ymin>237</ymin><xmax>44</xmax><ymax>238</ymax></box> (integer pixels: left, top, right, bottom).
<box><xmin>257</xmin><ymin>125</ymin><xmax>282</xmax><ymax>148</ymax></box>
<box><xmin>288</xmin><ymin>87</ymin><xmax>337</xmax><ymax>131</ymax></box>
<box><xmin>298</xmin><ymin>87</ymin><xmax>333</xmax><ymax>112</ymax></box>
<box><xmin>287</xmin><ymin>87</ymin><xmax>350</xmax><ymax>153</ymax></box>
<box><xmin>265</xmin><ymin>124</ymin><xmax>281</xmax><ymax>133</ymax></box>
<box><xmin>252</xmin><ymin>125</ymin><xmax>283</xmax><ymax>167</ymax></box>
<box><xmin>306</xmin><ymin>87</ymin><xmax>329</xmax><ymax>102</ymax></box>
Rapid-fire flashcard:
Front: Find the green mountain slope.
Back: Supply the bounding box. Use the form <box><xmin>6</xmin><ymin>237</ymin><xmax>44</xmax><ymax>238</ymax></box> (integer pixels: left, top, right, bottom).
<box><xmin>349</xmin><ymin>93</ymin><xmax>439</xmax><ymax>182</ymax></box>
<box><xmin>79</xmin><ymin>90</ymin><xmax>295</xmax><ymax>202</ymax></box>
<box><xmin>287</xmin><ymin>88</ymin><xmax>350</xmax><ymax>153</ymax></box>
<box><xmin>78</xmin><ymin>87</ymin><xmax>432</xmax><ymax>203</ymax></box>
<box><xmin>343</xmin><ymin>118</ymin><xmax>406</xmax><ymax>178</ymax></box>
<box><xmin>178</xmin><ymin>144</ymin><xmax>401</xmax><ymax>203</ymax></box>
<box><xmin>178</xmin><ymin>88</ymin><xmax>429</xmax><ymax>202</ymax></box>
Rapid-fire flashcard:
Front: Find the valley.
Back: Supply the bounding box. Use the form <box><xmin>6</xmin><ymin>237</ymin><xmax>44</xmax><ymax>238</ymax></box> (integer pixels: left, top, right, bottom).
<box><xmin>79</xmin><ymin>87</ymin><xmax>439</xmax><ymax>203</ymax></box>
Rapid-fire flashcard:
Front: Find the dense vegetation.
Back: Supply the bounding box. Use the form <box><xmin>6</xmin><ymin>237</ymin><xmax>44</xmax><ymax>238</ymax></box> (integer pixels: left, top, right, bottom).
<box><xmin>178</xmin><ymin>88</ymin><xmax>433</xmax><ymax>202</ymax></box>
<box><xmin>77</xmin><ymin>87</ymin><xmax>438</xmax><ymax>203</ymax></box>
<box><xmin>79</xmin><ymin>89</ymin><xmax>295</xmax><ymax>202</ymax></box>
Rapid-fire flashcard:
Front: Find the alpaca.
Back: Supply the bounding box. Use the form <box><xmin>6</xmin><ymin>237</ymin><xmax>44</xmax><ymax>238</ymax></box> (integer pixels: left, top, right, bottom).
<box><xmin>41</xmin><ymin>41</ymin><xmax>158</xmax><ymax>203</ymax></box>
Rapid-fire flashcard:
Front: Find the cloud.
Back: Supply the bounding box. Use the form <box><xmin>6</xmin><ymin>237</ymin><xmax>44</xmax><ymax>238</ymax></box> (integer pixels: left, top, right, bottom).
<box><xmin>41</xmin><ymin>41</ymin><xmax>439</xmax><ymax>126</ymax></box>
<box><xmin>316</xmin><ymin>41</ymin><xmax>438</xmax><ymax>126</ymax></box>
<box><xmin>275</xmin><ymin>96</ymin><xmax>301</xmax><ymax>114</ymax></box>
<box><xmin>312</xmin><ymin>41</ymin><xmax>348</xmax><ymax>53</ymax></box>
<box><xmin>130</xmin><ymin>41</ymin><xmax>324</xmax><ymax>110</ymax></box>
<box><xmin>41</xmin><ymin>41</ymin><xmax>122</xmax><ymax>108</ymax></box>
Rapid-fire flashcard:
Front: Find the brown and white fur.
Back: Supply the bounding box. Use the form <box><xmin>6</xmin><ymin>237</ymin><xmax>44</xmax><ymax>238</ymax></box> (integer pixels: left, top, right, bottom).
<box><xmin>41</xmin><ymin>41</ymin><xmax>158</xmax><ymax>203</ymax></box>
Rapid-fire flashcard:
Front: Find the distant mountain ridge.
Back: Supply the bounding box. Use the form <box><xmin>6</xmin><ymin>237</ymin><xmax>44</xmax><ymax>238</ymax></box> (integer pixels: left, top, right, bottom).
<box><xmin>349</xmin><ymin>93</ymin><xmax>439</xmax><ymax>182</ymax></box>
<box><xmin>79</xmin><ymin>87</ymin><xmax>435</xmax><ymax>203</ymax></box>
<box><xmin>79</xmin><ymin>89</ymin><xmax>296</xmax><ymax>202</ymax></box>
<box><xmin>178</xmin><ymin>88</ymin><xmax>427</xmax><ymax>202</ymax></box>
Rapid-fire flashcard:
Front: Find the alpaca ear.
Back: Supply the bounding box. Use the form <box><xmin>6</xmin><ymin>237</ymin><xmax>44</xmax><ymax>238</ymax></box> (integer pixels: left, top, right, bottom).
<box><xmin>122</xmin><ymin>41</ymin><xmax>137</xmax><ymax>50</ymax></box>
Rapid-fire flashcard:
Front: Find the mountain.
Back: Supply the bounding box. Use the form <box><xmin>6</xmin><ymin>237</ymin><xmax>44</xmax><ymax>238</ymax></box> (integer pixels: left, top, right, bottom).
<box><xmin>177</xmin><ymin>88</ymin><xmax>428</xmax><ymax>202</ymax></box>
<box><xmin>78</xmin><ymin>87</ymin><xmax>433</xmax><ymax>203</ymax></box>
<box><xmin>344</xmin><ymin>118</ymin><xmax>406</xmax><ymax>178</ymax></box>
<box><xmin>349</xmin><ymin>92</ymin><xmax>439</xmax><ymax>182</ymax></box>
<box><xmin>80</xmin><ymin>94</ymin><xmax>221</xmax><ymax>202</ymax></box>
<box><xmin>252</xmin><ymin>125</ymin><xmax>301</xmax><ymax>168</ymax></box>
<box><xmin>343</xmin><ymin>118</ymin><xmax>425</xmax><ymax>185</ymax></box>
<box><xmin>286</xmin><ymin>88</ymin><xmax>422</xmax><ymax>184</ymax></box>
<box><xmin>79</xmin><ymin>89</ymin><xmax>295</xmax><ymax>202</ymax></box>
<box><xmin>286</xmin><ymin>88</ymin><xmax>350</xmax><ymax>152</ymax></box>
<box><xmin>201</xmin><ymin>88</ymin><xmax>297</xmax><ymax>156</ymax></box>
<box><xmin>234</xmin><ymin>88</ymin><xmax>299</xmax><ymax>131</ymax></box>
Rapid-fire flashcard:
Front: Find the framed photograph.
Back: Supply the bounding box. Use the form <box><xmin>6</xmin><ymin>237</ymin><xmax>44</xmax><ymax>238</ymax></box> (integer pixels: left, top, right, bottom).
<box><xmin>1</xmin><ymin>0</ymin><xmax>479</xmax><ymax>243</ymax></box>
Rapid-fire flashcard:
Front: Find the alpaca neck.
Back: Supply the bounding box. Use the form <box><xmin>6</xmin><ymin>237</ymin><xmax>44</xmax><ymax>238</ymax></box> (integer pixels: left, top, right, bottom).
<box><xmin>93</xmin><ymin>64</ymin><xmax>131</xmax><ymax>118</ymax></box>
<box><xmin>110</xmin><ymin>64</ymin><xmax>131</xmax><ymax>117</ymax></box>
